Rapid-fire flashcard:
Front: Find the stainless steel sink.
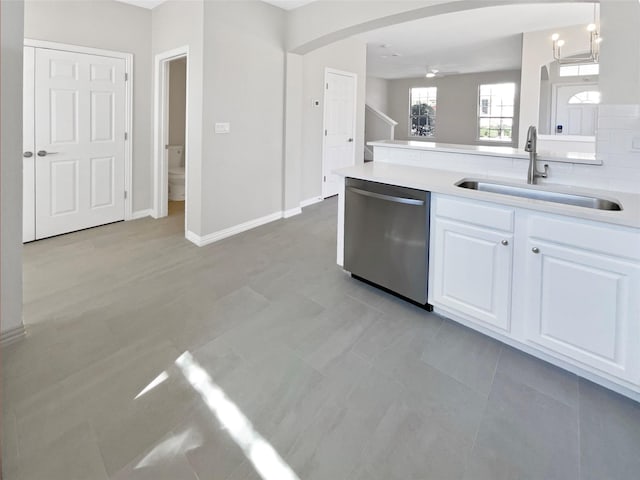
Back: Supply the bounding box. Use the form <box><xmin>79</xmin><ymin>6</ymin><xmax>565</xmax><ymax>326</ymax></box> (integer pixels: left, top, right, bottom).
<box><xmin>456</xmin><ymin>179</ymin><xmax>622</xmax><ymax>211</ymax></box>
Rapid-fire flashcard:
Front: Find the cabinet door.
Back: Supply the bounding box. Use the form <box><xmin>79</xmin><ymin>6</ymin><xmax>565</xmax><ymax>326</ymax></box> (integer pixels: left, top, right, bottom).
<box><xmin>431</xmin><ymin>218</ymin><xmax>513</xmax><ymax>332</ymax></box>
<box><xmin>524</xmin><ymin>239</ymin><xmax>640</xmax><ymax>382</ymax></box>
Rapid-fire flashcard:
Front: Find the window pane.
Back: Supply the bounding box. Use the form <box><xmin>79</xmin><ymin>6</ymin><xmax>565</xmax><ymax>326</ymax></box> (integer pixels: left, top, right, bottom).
<box><xmin>559</xmin><ymin>63</ymin><xmax>599</xmax><ymax>77</ymax></box>
<box><xmin>477</xmin><ymin>83</ymin><xmax>515</xmax><ymax>142</ymax></box>
<box><xmin>410</xmin><ymin>87</ymin><xmax>437</xmax><ymax>137</ymax></box>
<box><xmin>568</xmin><ymin>90</ymin><xmax>601</xmax><ymax>104</ymax></box>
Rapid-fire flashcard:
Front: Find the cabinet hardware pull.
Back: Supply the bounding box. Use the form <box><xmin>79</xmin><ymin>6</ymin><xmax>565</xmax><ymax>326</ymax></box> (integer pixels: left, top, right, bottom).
<box><xmin>501</xmin><ymin>240</ymin><xmax>509</xmax><ymax>246</ymax></box>
<box><xmin>532</xmin><ymin>247</ymin><xmax>540</xmax><ymax>254</ymax></box>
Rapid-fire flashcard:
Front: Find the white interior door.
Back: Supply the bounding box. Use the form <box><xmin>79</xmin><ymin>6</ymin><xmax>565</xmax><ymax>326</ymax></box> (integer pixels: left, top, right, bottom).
<box><xmin>23</xmin><ymin>46</ymin><xmax>36</xmax><ymax>242</ymax></box>
<box><xmin>34</xmin><ymin>48</ymin><xmax>126</xmax><ymax>239</ymax></box>
<box><xmin>322</xmin><ymin>69</ymin><xmax>356</xmax><ymax>198</ymax></box>
<box><xmin>554</xmin><ymin>84</ymin><xmax>599</xmax><ymax>136</ymax></box>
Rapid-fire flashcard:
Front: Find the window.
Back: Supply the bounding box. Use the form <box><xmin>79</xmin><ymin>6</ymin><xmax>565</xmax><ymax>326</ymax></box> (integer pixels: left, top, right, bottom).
<box><xmin>478</xmin><ymin>83</ymin><xmax>515</xmax><ymax>142</ymax></box>
<box><xmin>559</xmin><ymin>63</ymin><xmax>599</xmax><ymax>77</ymax></box>
<box><xmin>568</xmin><ymin>90</ymin><xmax>601</xmax><ymax>104</ymax></box>
<box><xmin>410</xmin><ymin>87</ymin><xmax>437</xmax><ymax>137</ymax></box>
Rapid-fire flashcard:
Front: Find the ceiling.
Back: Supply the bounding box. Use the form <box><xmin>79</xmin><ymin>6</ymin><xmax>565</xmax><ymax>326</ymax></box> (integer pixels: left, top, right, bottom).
<box><xmin>114</xmin><ymin>0</ymin><xmax>316</xmax><ymax>10</ymax></box>
<box><xmin>261</xmin><ymin>0</ymin><xmax>317</xmax><ymax>10</ymax></box>
<box><xmin>113</xmin><ymin>0</ymin><xmax>167</xmax><ymax>9</ymax></box>
<box><xmin>358</xmin><ymin>3</ymin><xmax>597</xmax><ymax>79</ymax></box>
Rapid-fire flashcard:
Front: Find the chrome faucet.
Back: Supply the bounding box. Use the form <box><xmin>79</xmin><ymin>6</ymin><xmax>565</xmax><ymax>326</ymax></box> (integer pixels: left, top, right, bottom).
<box><xmin>524</xmin><ymin>126</ymin><xmax>548</xmax><ymax>185</ymax></box>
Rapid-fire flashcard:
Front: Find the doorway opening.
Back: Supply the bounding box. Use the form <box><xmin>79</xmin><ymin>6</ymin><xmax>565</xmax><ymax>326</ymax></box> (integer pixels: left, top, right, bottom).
<box><xmin>153</xmin><ymin>47</ymin><xmax>189</xmax><ymax>225</ymax></box>
<box><xmin>166</xmin><ymin>57</ymin><xmax>187</xmax><ymax>217</ymax></box>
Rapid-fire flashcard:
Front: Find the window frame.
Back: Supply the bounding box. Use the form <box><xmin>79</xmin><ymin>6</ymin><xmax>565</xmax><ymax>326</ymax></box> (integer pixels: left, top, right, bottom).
<box><xmin>408</xmin><ymin>86</ymin><xmax>437</xmax><ymax>139</ymax></box>
<box><xmin>477</xmin><ymin>82</ymin><xmax>516</xmax><ymax>143</ymax></box>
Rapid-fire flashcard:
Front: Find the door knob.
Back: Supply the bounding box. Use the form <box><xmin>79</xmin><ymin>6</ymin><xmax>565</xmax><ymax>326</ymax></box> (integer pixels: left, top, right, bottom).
<box><xmin>37</xmin><ymin>150</ymin><xmax>58</xmax><ymax>157</ymax></box>
<box><xmin>532</xmin><ymin>247</ymin><xmax>540</xmax><ymax>254</ymax></box>
<box><xmin>23</xmin><ymin>151</ymin><xmax>33</xmax><ymax>158</ymax></box>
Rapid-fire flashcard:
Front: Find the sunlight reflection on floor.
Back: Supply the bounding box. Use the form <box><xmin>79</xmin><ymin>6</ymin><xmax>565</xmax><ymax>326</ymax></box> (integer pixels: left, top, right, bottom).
<box><xmin>175</xmin><ymin>351</ymin><xmax>301</xmax><ymax>480</ymax></box>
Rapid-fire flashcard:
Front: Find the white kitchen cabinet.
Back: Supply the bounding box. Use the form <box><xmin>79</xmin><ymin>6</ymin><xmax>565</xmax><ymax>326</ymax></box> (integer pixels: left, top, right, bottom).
<box><xmin>430</xmin><ymin>193</ymin><xmax>640</xmax><ymax>390</ymax></box>
<box><xmin>430</xmin><ymin>196</ymin><xmax>514</xmax><ymax>332</ymax></box>
<box><xmin>522</xmin><ymin>215</ymin><xmax>640</xmax><ymax>382</ymax></box>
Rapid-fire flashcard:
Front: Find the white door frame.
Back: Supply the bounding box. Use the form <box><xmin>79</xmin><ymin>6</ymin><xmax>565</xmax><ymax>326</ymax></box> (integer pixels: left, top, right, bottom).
<box><xmin>24</xmin><ymin>39</ymin><xmax>134</xmax><ymax>220</ymax></box>
<box><xmin>321</xmin><ymin>67</ymin><xmax>357</xmax><ymax>198</ymax></box>
<box><xmin>153</xmin><ymin>46</ymin><xmax>189</xmax><ymax>220</ymax></box>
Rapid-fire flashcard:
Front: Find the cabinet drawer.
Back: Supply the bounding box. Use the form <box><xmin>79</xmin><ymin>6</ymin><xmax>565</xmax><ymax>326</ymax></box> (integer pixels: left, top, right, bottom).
<box><xmin>527</xmin><ymin>214</ymin><xmax>640</xmax><ymax>260</ymax></box>
<box><xmin>434</xmin><ymin>194</ymin><xmax>514</xmax><ymax>232</ymax></box>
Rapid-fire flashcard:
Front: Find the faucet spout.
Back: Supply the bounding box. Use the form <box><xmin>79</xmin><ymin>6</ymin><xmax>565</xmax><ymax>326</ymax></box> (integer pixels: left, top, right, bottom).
<box><xmin>525</xmin><ymin>126</ymin><xmax>548</xmax><ymax>184</ymax></box>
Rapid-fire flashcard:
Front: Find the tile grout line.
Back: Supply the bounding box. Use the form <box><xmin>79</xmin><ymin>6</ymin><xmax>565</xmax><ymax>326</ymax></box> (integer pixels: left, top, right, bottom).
<box><xmin>577</xmin><ymin>379</ymin><xmax>582</xmax><ymax>480</ymax></box>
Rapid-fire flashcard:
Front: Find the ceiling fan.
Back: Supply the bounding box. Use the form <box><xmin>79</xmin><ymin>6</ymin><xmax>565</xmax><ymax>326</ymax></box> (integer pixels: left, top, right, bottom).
<box><xmin>424</xmin><ymin>66</ymin><xmax>459</xmax><ymax>78</ymax></box>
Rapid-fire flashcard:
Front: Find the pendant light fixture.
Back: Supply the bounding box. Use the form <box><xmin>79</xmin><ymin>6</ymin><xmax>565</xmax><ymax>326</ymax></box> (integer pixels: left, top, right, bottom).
<box><xmin>551</xmin><ymin>4</ymin><xmax>602</xmax><ymax>65</ymax></box>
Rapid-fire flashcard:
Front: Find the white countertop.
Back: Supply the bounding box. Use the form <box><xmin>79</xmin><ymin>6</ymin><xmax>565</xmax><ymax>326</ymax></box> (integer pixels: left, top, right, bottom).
<box><xmin>368</xmin><ymin>140</ymin><xmax>601</xmax><ymax>165</ymax></box>
<box><xmin>336</xmin><ymin>162</ymin><xmax>640</xmax><ymax>229</ymax></box>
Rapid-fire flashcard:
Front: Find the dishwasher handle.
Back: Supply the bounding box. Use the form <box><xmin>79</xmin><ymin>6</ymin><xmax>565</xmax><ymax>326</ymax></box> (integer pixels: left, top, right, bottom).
<box><xmin>347</xmin><ymin>186</ymin><xmax>425</xmax><ymax>206</ymax></box>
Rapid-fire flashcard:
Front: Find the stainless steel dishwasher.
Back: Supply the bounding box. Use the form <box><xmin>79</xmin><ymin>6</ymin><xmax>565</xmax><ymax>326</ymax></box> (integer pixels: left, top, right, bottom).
<box><xmin>344</xmin><ymin>177</ymin><xmax>431</xmax><ymax>308</ymax></box>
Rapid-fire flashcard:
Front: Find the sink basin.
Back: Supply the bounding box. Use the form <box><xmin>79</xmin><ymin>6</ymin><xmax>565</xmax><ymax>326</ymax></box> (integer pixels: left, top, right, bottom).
<box><xmin>456</xmin><ymin>179</ymin><xmax>622</xmax><ymax>211</ymax></box>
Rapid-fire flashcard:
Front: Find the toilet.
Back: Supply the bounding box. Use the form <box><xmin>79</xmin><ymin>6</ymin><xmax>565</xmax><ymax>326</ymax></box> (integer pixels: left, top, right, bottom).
<box><xmin>168</xmin><ymin>145</ymin><xmax>185</xmax><ymax>201</ymax></box>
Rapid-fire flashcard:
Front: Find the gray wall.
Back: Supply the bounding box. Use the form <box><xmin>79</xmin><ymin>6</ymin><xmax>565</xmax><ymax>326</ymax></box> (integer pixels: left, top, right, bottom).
<box><xmin>301</xmin><ymin>36</ymin><xmax>367</xmax><ymax>201</ymax></box>
<box><xmin>366</xmin><ymin>76</ymin><xmax>389</xmax><ymax>113</ymax></box>
<box><xmin>1</xmin><ymin>0</ymin><xmax>24</xmax><ymax>335</ymax></box>
<box><xmin>168</xmin><ymin>58</ymin><xmax>187</xmax><ymax>146</ymax></box>
<box><xmin>201</xmin><ymin>0</ymin><xmax>286</xmax><ymax>234</ymax></box>
<box><xmin>24</xmin><ymin>0</ymin><xmax>153</xmax><ymax>213</ymax></box>
<box><xmin>387</xmin><ymin>70</ymin><xmax>522</xmax><ymax>147</ymax></box>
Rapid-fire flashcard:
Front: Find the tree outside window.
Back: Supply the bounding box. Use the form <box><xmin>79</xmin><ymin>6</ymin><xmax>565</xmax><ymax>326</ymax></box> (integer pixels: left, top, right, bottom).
<box><xmin>410</xmin><ymin>87</ymin><xmax>437</xmax><ymax>137</ymax></box>
<box><xmin>478</xmin><ymin>83</ymin><xmax>515</xmax><ymax>142</ymax></box>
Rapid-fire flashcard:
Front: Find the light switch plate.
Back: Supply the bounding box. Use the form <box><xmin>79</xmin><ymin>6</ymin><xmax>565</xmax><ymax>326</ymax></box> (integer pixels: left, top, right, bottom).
<box><xmin>215</xmin><ymin>122</ymin><xmax>230</xmax><ymax>134</ymax></box>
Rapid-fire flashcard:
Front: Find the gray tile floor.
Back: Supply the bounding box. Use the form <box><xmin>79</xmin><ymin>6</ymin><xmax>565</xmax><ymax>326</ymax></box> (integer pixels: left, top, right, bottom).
<box><xmin>3</xmin><ymin>198</ymin><xmax>640</xmax><ymax>479</ymax></box>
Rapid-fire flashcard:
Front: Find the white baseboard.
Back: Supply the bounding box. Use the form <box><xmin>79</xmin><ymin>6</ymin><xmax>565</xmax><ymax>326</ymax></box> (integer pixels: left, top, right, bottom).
<box><xmin>283</xmin><ymin>207</ymin><xmax>302</xmax><ymax>219</ymax></box>
<box><xmin>300</xmin><ymin>196</ymin><xmax>323</xmax><ymax>208</ymax></box>
<box><xmin>186</xmin><ymin>211</ymin><xmax>284</xmax><ymax>247</ymax></box>
<box><xmin>130</xmin><ymin>209</ymin><xmax>152</xmax><ymax>220</ymax></box>
<box><xmin>0</xmin><ymin>325</ymin><xmax>26</xmax><ymax>346</ymax></box>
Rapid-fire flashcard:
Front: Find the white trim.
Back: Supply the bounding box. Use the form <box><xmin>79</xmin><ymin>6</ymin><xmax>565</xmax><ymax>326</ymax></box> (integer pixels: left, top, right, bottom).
<box><xmin>283</xmin><ymin>207</ymin><xmax>302</xmax><ymax>218</ymax></box>
<box><xmin>25</xmin><ymin>39</ymin><xmax>135</xmax><ymax>221</ymax></box>
<box><xmin>130</xmin><ymin>209</ymin><xmax>152</xmax><ymax>220</ymax></box>
<box><xmin>300</xmin><ymin>196</ymin><xmax>323</xmax><ymax>208</ymax></box>
<box><xmin>0</xmin><ymin>325</ymin><xmax>26</xmax><ymax>346</ymax></box>
<box><xmin>153</xmin><ymin>46</ymin><xmax>189</xmax><ymax>221</ymax></box>
<box><xmin>365</xmin><ymin>103</ymin><xmax>398</xmax><ymax>126</ymax></box>
<box><xmin>321</xmin><ymin>68</ymin><xmax>357</xmax><ymax>199</ymax></box>
<box><xmin>186</xmin><ymin>211</ymin><xmax>283</xmax><ymax>247</ymax></box>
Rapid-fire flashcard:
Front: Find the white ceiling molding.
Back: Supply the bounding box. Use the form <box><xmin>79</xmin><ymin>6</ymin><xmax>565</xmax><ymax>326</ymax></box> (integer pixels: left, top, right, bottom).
<box><xmin>113</xmin><ymin>0</ymin><xmax>168</xmax><ymax>9</ymax></box>
<box><xmin>261</xmin><ymin>0</ymin><xmax>317</xmax><ymax>10</ymax></box>
<box><xmin>115</xmin><ymin>0</ymin><xmax>316</xmax><ymax>11</ymax></box>
<box><xmin>359</xmin><ymin>3</ymin><xmax>597</xmax><ymax>79</ymax></box>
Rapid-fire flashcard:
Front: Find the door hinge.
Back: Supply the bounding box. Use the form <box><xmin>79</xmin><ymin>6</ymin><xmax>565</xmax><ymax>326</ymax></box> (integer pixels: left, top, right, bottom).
<box><xmin>124</xmin><ymin>132</ymin><xmax>128</xmax><ymax>140</ymax></box>
<box><xmin>124</xmin><ymin>190</ymin><xmax>128</xmax><ymax>199</ymax></box>
<box><xmin>324</xmin><ymin>176</ymin><xmax>326</xmax><ymax>182</ymax></box>
<box><xmin>326</xmin><ymin>82</ymin><xmax>328</xmax><ymax>90</ymax></box>
<box><xmin>324</xmin><ymin>129</ymin><xmax>327</xmax><ymax>136</ymax></box>
<box><xmin>125</xmin><ymin>72</ymin><xmax>128</xmax><ymax>81</ymax></box>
